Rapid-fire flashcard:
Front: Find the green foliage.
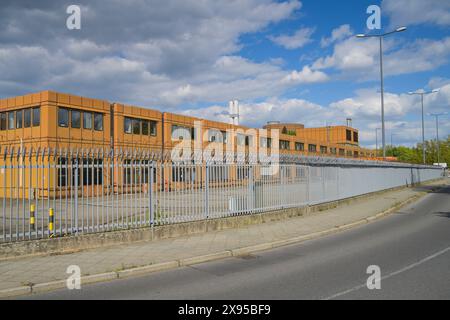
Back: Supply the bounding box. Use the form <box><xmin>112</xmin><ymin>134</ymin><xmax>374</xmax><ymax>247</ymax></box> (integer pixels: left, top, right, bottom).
<box><xmin>384</xmin><ymin>135</ymin><xmax>450</xmax><ymax>165</ymax></box>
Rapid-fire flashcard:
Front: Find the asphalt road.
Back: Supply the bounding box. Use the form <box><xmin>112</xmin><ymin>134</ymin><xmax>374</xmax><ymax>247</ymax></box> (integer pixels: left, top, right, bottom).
<box><xmin>25</xmin><ymin>182</ymin><xmax>450</xmax><ymax>300</ymax></box>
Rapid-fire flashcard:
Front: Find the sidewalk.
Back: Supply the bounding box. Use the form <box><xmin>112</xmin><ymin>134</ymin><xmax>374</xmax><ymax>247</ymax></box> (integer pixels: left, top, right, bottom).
<box><xmin>0</xmin><ymin>179</ymin><xmax>447</xmax><ymax>297</ymax></box>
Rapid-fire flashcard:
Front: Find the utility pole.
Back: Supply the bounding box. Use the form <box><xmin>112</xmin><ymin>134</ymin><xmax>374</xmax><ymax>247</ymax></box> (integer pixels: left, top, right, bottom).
<box><xmin>357</xmin><ymin>27</ymin><xmax>407</xmax><ymax>160</ymax></box>
<box><xmin>428</xmin><ymin>112</ymin><xmax>448</xmax><ymax>164</ymax></box>
<box><xmin>408</xmin><ymin>89</ymin><xmax>440</xmax><ymax>164</ymax></box>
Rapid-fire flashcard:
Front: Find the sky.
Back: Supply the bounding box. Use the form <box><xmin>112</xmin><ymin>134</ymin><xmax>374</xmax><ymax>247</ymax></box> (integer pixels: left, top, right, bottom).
<box><xmin>0</xmin><ymin>0</ymin><xmax>449</xmax><ymax>148</ymax></box>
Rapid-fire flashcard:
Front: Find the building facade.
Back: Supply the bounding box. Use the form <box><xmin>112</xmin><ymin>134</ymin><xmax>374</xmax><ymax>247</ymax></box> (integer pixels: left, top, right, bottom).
<box><xmin>0</xmin><ymin>90</ymin><xmax>375</xmax><ymax>199</ymax></box>
<box><xmin>0</xmin><ymin>90</ymin><xmax>375</xmax><ymax>159</ymax></box>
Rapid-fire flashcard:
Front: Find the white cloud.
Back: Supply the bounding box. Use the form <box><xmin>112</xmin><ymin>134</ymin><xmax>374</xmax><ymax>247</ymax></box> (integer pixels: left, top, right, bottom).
<box><xmin>382</xmin><ymin>0</ymin><xmax>450</xmax><ymax>27</ymax></box>
<box><xmin>269</xmin><ymin>27</ymin><xmax>315</xmax><ymax>49</ymax></box>
<box><xmin>0</xmin><ymin>0</ymin><xmax>311</xmax><ymax>106</ymax></box>
<box><xmin>312</xmin><ymin>36</ymin><xmax>450</xmax><ymax>80</ymax></box>
<box><xmin>282</xmin><ymin>66</ymin><xmax>329</xmax><ymax>84</ymax></box>
<box><xmin>183</xmin><ymin>84</ymin><xmax>450</xmax><ymax>147</ymax></box>
<box><xmin>320</xmin><ymin>24</ymin><xmax>353</xmax><ymax>48</ymax></box>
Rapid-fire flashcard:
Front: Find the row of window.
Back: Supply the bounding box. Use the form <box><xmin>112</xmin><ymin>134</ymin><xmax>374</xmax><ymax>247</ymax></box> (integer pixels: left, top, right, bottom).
<box><xmin>58</xmin><ymin>107</ymin><xmax>103</xmax><ymax>131</ymax></box>
<box><xmin>346</xmin><ymin>129</ymin><xmax>359</xmax><ymax>143</ymax></box>
<box><xmin>124</xmin><ymin>117</ymin><xmax>157</xmax><ymax>136</ymax></box>
<box><xmin>0</xmin><ymin>107</ymin><xmax>40</xmax><ymax>130</ymax></box>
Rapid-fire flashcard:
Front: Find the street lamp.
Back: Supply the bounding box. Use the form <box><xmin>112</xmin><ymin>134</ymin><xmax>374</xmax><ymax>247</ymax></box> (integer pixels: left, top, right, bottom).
<box><xmin>408</xmin><ymin>88</ymin><xmax>440</xmax><ymax>164</ymax></box>
<box><xmin>427</xmin><ymin>111</ymin><xmax>448</xmax><ymax>164</ymax></box>
<box><xmin>356</xmin><ymin>27</ymin><xmax>407</xmax><ymax>160</ymax></box>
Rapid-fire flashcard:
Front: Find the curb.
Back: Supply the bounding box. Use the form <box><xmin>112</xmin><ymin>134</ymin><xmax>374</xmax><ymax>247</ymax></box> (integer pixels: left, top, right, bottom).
<box><xmin>0</xmin><ymin>189</ymin><xmax>432</xmax><ymax>298</ymax></box>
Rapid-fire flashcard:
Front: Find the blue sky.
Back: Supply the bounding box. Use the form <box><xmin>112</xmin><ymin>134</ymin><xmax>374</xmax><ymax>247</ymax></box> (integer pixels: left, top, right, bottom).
<box><xmin>0</xmin><ymin>0</ymin><xmax>449</xmax><ymax>148</ymax></box>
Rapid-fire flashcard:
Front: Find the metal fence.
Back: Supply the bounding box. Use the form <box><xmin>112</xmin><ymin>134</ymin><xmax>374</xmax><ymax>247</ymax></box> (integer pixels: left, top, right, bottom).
<box><xmin>0</xmin><ymin>148</ymin><xmax>443</xmax><ymax>243</ymax></box>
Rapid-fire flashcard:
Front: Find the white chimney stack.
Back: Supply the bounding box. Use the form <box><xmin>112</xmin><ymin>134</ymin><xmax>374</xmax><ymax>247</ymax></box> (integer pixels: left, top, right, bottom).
<box><xmin>229</xmin><ymin>99</ymin><xmax>240</xmax><ymax>125</ymax></box>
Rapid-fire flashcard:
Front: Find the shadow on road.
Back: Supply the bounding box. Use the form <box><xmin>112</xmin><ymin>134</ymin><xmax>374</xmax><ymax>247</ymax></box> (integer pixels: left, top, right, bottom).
<box><xmin>412</xmin><ymin>182</ymin><xmax>450</xmax><ymax>194</ymax></box>
<box><xmin>433</xmin><ymin>211</ymin><xmax>450</xmax><ymax>218</ymax></box>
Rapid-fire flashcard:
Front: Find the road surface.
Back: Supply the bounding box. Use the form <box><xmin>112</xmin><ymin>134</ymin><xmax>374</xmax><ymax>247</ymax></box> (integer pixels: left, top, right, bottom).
<box><xmin>24</xmin><ymin>183</ymin><xmax>450</xmax><ymax>300</ymax></box>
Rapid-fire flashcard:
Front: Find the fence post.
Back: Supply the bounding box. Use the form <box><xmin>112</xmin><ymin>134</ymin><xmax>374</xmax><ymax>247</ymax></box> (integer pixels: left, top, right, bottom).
<box><xmin>74</xmin><ymin>157</ymin><xmax>79</xmax><ymax>234</ymax></box>
<box><xmin>307</xmin><ymin>166</ymin><xmax>311</xmax><ymax>205</ymax></box>
<box><xmin>248</xmin><ymin>165</ymin><xmax>254</xmax><ymax>213</ymax></box>
<box><xmin>149</xmin><ymin>162</ymin><xmax>154</xmax><ymax>226</ymax></box>
<box><xmin>336</xmin><ymin>166</ymin><xmax>340</xmax><ymax>200</ymax></box>
<box><xmin>205</xmin><ymin>163</ymin><xmax>209</xmax><ymax>219</ymax></box>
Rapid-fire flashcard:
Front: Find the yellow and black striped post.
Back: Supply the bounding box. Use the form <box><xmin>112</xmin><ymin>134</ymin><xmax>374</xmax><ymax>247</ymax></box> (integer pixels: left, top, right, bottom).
<box><xmin>49</xmin><ymin>208</ymin><xmax>54</xmax><ymax>237</ymax></box>
<box><xmin>30</xmin><ymin>204</ymin><xmax>35</xmax><ymax>231</ymax></box>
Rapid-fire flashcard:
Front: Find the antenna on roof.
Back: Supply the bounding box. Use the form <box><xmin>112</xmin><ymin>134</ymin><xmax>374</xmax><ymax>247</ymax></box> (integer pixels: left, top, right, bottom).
<box><xmin>229</xmin><ymin>100</ymin><xmax>240</xmax><ymax>126</ymax></box>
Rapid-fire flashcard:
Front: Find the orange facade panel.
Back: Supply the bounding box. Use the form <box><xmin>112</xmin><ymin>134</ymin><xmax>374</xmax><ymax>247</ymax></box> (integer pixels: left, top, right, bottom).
<box><xmin>0</xmin><ymin>90</ymin><xmax>370</xmax><ymax>160</ymax></box>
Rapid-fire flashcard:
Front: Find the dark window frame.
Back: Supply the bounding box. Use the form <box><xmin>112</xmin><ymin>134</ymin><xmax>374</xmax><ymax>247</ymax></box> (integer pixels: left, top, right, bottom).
<box><xmin>150</xmin><ymin>120</ymin><xmax>157</xmax><ymax>136</ymax></box>
<box><xmin>58</xmin><ymin>108</ymin><xmax>69</xmax><ymax>128</ymax></box>
<box><xmin>0</xmin><ymin>113</ymin><xmax>6</xmax><ymax>131</ymax></box>
<box><xmin>124</xmin><ymin>117</ymin><xmax>132</xmax><ymax>134</ymax></box>
<box><xmin>8</xmin><ymin>112</ymin><xmax>14</xmax><ymax>130</ymax></box>
<box><xmin>94</xmin><ymin>112</ymin><xmax>103</xmax><ymax>131</ymax></box>
<box><xmin>83</xmin><ymin>112</ymin><xmax>93</xmax><ymax>130</ymax></box>
<box><xmin>15</xmin><ymin>110</ymin><xmax>23</xmax><ymax>129</ymax></box>
<box><xmin>132</xmin><ymin>119</ymin><xmax>141</xmax><ymax>135</ymax></box>
<box><xmin>32</xmin><ymin>107</ymin><xmax>40</xmax><ymax>127</ymax></box>
<box><xmin>23</xmin><ymin>108</ymin><xmax>31</xmax><ymax>128</ymax></box>
<box><xmin>142</xmin><ymin>120</ymin><xmax>149</xmax><ymax>135</ymax></box>
<box><xmin>308</xmin><ymin>144</ymin><xmax>317</xmax><ymax>153</ymax></box>
<box><xmin>71</xmin><ymin>110</ymin><xmax>81</xmax><ymax>128</ymax></box>
<box><xmin>295</xmin><ymin>142</ymin><xmax>304</xmax><ymax>151</ymax></box>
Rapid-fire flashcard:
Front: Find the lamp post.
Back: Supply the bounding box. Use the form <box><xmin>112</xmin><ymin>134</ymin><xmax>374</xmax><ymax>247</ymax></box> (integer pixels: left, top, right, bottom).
<box><xmin>356</xmin><ymin>27</ymin><xmax>407</xmax><ymax>160</ymax></box>
<box><xmin>427</xmin><ymin>111</ymin><xmax>448</xmax><ymax>164</ymax></box>
<box><xmin>408</xmin><ymin>89</ymin><xmax>440</xmax><ymax>164</ymax></box>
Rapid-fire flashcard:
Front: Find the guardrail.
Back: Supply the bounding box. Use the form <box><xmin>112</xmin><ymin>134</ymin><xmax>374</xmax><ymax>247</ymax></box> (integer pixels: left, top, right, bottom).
<box><xmin>0</xmin><ymin>147</ymin><xmax>444</xmax><ymax>243</ymax></box>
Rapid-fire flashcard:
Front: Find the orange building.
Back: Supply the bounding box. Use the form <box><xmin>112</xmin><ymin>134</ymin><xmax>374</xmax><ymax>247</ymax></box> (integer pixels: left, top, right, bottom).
<box><xmin>0</xmin><ymin>90</ymin><xmax>376</xmax><ymax>199</ymax></box>
<box><xmin>0</xmin><ymin>90</ymin><xmax>375</xmax><ymax>159</ymax></box>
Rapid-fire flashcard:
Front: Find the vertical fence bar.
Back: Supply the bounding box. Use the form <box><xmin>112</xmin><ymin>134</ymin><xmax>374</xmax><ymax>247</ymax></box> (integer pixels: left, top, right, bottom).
<box><xmin>3</xmin><ymin>150</ymin><xmax>7</xmax><ymax>241</ymax></box>
<box><xmin>205</xmin><ymin>164</ymin><xmax>209</xmax><ymax>219</ymax></box>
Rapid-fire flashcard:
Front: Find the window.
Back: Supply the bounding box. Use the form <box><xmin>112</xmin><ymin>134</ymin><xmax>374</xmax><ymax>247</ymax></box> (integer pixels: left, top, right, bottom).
<box><xmin>346</xmin><ymin>129</ymin><xmax>352</xmax><ymax>141</ymax></box>
<box><xmin>208</xmin><ymin>129</ymin><xmax>226</xmax><ymax>143</ymax></box>
<box><xmin>83</xmin><ymin>112</ymin><xmax>92</xmax><ymax>129</ymax></box>
<box><xmin>347</xmin><ymin>150</ymin><xmax>353</xmax><ymax>157</ymax></box>
<box><xmin>279</xmin><ymin>140</ymin><xmax>290</xmax><ymax>150</ymax></box>
<box><xmin>15</xmin><ymin>110</ymin><xmax>22</xmax><ymax>129</ymax></box>
<box><xmin>172</xmin><ymin>125</ymin><xmax>192</xmax><ymax>140</ymax></box>
<box><xmin>24</xmin><ymin>109</ymin><xmax>31</xmax><ymax>128</ymax></box>
<box><xmin>330</xmin><ymin>147</ymin><xmax>337</xmax><ymax>155</ymax></box>
<box><xmin>142</xmin><ymin>120</ymin><xmax>149</xmax><ymax>135</ymax></box>
<box><xmin>58</xmin><ymin>158</ymin><xmax>68</xmax><ymax>187</ymax></box>
<box><xmin>245</xmin><ymin>136</ymin><xmax>252</xmax><ymax>147</ymax></box>
<box><xmin>94</xmin><ymin>113</ymin><xmax>103</xmax><ymax>131</ymax></box>
<box><xmin>58</xmin><ymin>108</ymin><xmax>69</xmax><ymax>127</ymax></box>
<box><xmin>124</xmin><ymin>117</ymin><xmax>132</xmax><ymax>133</ymax></box>
<box><xmin>150</xmin><ymin>121</ymin><xmax>157</xmax><ymax>136</ymax></box>
<box><xmin>8</xmin><ymin>112</ymin><xmax>14</xmax><ymax>129</ymax></box>
<box><xmin>295</xmin><ymin>142</ymin><xmax>304</xmax><ymax>151</ymax></box>
<box><xmin>0</xmin><ymin>113</ymin><xmax>6</xmax><ymax>130</ymax></box>
<box><xmin>221</xmin><ymin>131</ymin><xmax>228</xmax><ymax>144</ymax></box>
<box><xmin>320</xmin><ymin>146</ymin><xmax>327</xmax><ymax>154</ymax></box>
<box><xmin>308</xmin><ymin>144</ymin><xmax>317</xmax><ymax>152</ymax></box>
<box><xmin>71</xmin><ymin>110</ymin><xmax>81</xmax><ymax>128</ymax></box>
<box><xmin>353</xmin><ymin>131</ymin><xmax>358</xmax><ymax>143</ymax></box>
<box><xmin>237</xmin><ymin>134</ymin><xmax>245</xmax><ymax>146</ymax></box>
<box><xmin>32</xmin><ymin>107</ymin><xmax>40</xmax><ymax>126</ymax></box>
<box><xmin>339</xmin><ymin>149</ymin><xmax>345</xmax><ymax>156</ymax></box>
<box><xmin>208</xmin><ymin>129</ymin><xmax>218</xmax><ymax>142</ymax></box>
<box><xmin>132</xmin><ymin>119</ymin><xmax>141</xmax><ymax>134</ymax></box>
<box><xmin>260</xmin><ymin>137</ymin><xmax>272</xmax><ymax>148</ymax></box>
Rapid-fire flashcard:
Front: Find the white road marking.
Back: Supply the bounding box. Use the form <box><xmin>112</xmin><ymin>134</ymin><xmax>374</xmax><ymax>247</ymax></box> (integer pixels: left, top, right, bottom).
<box><xmin>323</xmin><ymin>245</ymin><xmax>450</xmax><ymax>300</ymax></box>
